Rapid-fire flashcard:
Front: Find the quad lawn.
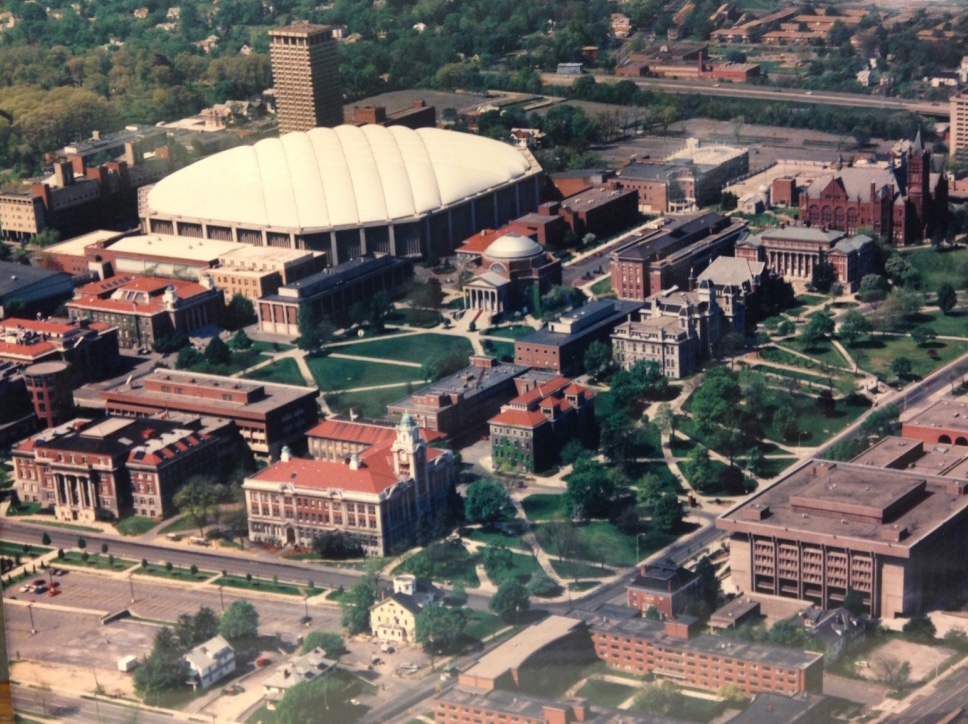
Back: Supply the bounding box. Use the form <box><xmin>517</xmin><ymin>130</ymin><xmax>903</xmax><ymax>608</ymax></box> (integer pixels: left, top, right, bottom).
<box><xmin>576</xmin><ymin>680</ymin><xmax>638</xmax><ymax>708</ymax></box>
<box><xmin>467</xmin><ymin>528</ymin><xmax>529</xmax><ymax>551</ymax></box>
<box><xmin>250</xmin><ymin>340</ymin><xmax>294</xmax><ymax>353</ymax></box>
<box><xmin>631</xmin><ymin>461</ymin><xmax>681</xmax><ymax>493</ymax></box>
<box><xmin>744</xmin><ymin>456</ymin><xmax>799</xmax><ymax>479</ymax></box>
<box><xmin>386</xmin><ymin>308</ymin><xmax>441</xmax><ymax>328</ymax></box>
<box><xmin>522</xmin><ymin>494</ymin><xmax>566</xmax><ymax>520</ymax></box>
<box><xmin>549</xmin><ymin>558</ymin><xmax>613</xmax><ymax>579</ymax></box>
<box><xmin>158</xmin><ymin>516</ymin><xmax>201</xmax><ymax>536</ymax></box>
<box><xmin>244</xmin><ymin>359</ymin><xmax>307</xmax><ymax>387</ymax></box>
<box><xmin>307</xmin><ymin>355</ymin><xmax>425</xmax><ymax>390</ymax></box>
<box><xmin>850</xmin><ymin>336</ymin><xmax>968</xmax><ymax>381</ymax></box>
<box><xmin>590</xmin><ymin>277</ymin><xmax>613</xmax><ymax>296</ymax></box>
<box><xmin>882</xmin><ymin>310</ymin><xmax>968</xmax><ymax>338</ymax></box>
<box><xmin>906</xmin><ymin>247</ymin><xmax>968</xmax><ymax>291</ymax></box>
<box><xmin>324</xmin><ymin>386</ymin><xmax>412</xmax><ymax>419</ymax></box>
<box><xmin>115</xmin><ymin>516</ymin><xmax>158</xmax><ymax>536</ymax></box>
<box><xmin>484</xmin><ymin>340</ymin><xmax>515</xmax><ymax>362</ymax></box>
<box><xmin>782</xmin><ymin>337</ymin><xmax>851</xmax><ymax>370</ymax></box>
<box><xmin>749</xmin><ymin>363</ymin><xmax>842</xmax><ymax>387</ymax></box>
<box><xmin>484</xmin><ymin>550</ymin><xmax>540</xmax><ymax>585</ymax></box>
<box><xmin>482</xmin><ymin>324</ymin><xmax>535</xmax><ymax>340</ymax></box>
<box><xmin>764</xmin><ymin>393</ymin><xmax>871</xmax><ymax>446</ymax></box>
<box><xmin>464</xmin><ymin>610</ymin><xmax>502</xmax><ymax>641</ymax></box>
<box><xmin>797</xmin><ymin>293</ymin><xmax>828</xmax><ymax>306</ymax></box>
<box><xmin>535</xmin><ymin>521</ymin><xmax>671</xmax><ymax>568</ymax></box>
<box><xmin>392</xmin><ymin>543</ymin><xmax>481</xmax><ymax>588</ymax></box>
<box><xmin>326</xmin><ymin>333</ymin><xmax>473</xmax><ymax>365</ymax></box>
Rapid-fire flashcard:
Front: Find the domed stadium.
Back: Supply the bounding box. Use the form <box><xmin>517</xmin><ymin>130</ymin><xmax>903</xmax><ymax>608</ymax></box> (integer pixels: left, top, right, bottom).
<box><xmin>140</xmin><ymin>125</ymin><xmax>543</xmax><ymax>264</ymax></box>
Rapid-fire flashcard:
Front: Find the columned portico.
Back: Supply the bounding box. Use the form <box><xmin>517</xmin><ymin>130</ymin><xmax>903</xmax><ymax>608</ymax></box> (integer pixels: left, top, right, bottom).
<box><xmin>53</xmin><ymin>471</ymin><xmax>98</xmax><ymax>522</ymax></box>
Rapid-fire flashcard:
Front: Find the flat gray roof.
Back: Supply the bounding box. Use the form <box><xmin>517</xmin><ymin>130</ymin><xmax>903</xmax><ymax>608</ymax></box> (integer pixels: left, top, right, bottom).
<box><xmin>462</xmin><ymin>615</ymin><xmax>583</xmax><ymax>682</ymax></box>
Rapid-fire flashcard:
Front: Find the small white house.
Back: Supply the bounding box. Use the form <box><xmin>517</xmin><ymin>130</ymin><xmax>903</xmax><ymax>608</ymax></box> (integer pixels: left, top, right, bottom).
<box><xmin>184</xmin><ymin>635</ymin><xmax>236</xmax><ymax>690</ymax></box>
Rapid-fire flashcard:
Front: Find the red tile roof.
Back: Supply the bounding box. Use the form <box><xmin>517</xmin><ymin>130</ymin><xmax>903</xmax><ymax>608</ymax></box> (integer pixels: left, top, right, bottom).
<box><xmin>250</xmin><ymin>455</ymin><xmax>400</xmax><ymax>495</ymax></box>
<box><xmin>306</xmin><ymin>419</ymin><xmax>445</xmax><ymax>446</ymax></box>
<box><xmin>489</xmin><ymin>408</ymin><xmax>549</xmax><ymax>428</ymax></box>
<box><xmin>456</xmin><ymin>224</ymin><xmax>537</xmax><ymax>255</ymax></box>
<box><xmin>513</xmin><ymin>376</ymin><xmax>572</xmax><ymax>406</ymax></box>
<box><xmin>0</xmin><ymin>318</ymin><xmax>76</xmax><ymax>335</ymax></box>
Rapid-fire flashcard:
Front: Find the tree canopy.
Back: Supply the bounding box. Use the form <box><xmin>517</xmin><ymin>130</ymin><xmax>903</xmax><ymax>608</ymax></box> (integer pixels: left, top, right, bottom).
<box><xmin>463</xmin><ymin>479</ymin><xmax>514</xmax><ymax>527</ymax></box>
<box><xmin>219</xmin><ymin>600</ymin><xmax>259</xmax><ymax>640</ymax></box>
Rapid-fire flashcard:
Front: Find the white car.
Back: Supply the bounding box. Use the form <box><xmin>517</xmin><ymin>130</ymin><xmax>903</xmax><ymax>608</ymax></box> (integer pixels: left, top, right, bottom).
<box><xmin>18</xmin><ymin>584</ymin><xmax>32</xmax><ymax>593</ymax></box>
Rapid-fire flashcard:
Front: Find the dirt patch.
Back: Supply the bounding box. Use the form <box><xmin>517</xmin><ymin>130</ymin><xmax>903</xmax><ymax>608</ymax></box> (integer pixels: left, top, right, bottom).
<box><xmin>10</xmin><ymin>659</ymin><xmax>136</xmax><ymax>698</ymax></box>
<box><xmin>860</xmin><ymin>639</ymin><xmax>955</xmax><ymax>684</ymax></box>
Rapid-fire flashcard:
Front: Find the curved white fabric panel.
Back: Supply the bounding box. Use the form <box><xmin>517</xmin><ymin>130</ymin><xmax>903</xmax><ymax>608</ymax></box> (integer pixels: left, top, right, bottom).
<box><xmin>147</xmin><ymin>125</ymin><xmax>531</xmax><ymax>231</ymax></box>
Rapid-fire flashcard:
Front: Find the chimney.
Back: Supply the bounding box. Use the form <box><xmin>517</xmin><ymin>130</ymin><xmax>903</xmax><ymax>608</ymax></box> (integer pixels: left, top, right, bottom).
<box><xmin>54</xmin><ymin>161</ymin><xmax>74</xmax><ymax>187</ymax></box>
<box><xmin>280</xmin><ymin>445</ymin><xmax>292</xmax><ymax>462</ymax></box>
<box><xmin>69</xmin><ymin>154</ymin><xmax>86</xmax><ymax>177</ymax></box>
<box><xmin>31</xmin><ymin>183</ymin><xmax>52</xmax><ymax>210</ymax></box>
<box><xmin>349</xmin><ymin>452</ymin><xmax>361</xmax><ymax>470</ymax></box>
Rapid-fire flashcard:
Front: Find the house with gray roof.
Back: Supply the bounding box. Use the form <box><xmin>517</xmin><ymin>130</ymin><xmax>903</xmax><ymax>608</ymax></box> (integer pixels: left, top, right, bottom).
<box><xmin>184</xmin><ymin>635</ymin><xmax>235</xmax><ymax>690</ymax></box>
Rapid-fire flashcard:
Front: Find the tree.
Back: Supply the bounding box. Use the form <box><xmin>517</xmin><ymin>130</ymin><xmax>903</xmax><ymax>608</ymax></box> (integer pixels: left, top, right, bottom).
<box><xmin>885</xmin><ymin>254</ymin><xmax>913</xmax><ymax>285</ymax></box>
<box><xmin>774</xmin><ymin>402</ymin><xmax>800</xmax><ymax>442</ymax></box>
<box><xmin>173</xmin><ymin>477</ymin><xmax>221</xmax><ymax>535</ymax></box>
<box><xmin>339</xmin><ymin>577</ymin><xmax>375</xmax><ymax>635</ymax></box>
<box><xmin>489</xmin><ymin>579</ymin><xmax>530</xmax><ymax>624</ymax></box>
<box><xmin>565</xmin><ymin>456</ymin><xmax>617</xmax><ymax>519</ymax></box>
<box><xmin>229</xmin><ymin>328</ymin><xmax>252</xmax><ymax>350</ymax></box>
<box><xmin>690</xmin><ymin>367</ymin><xmax>741</xmax><ymax>435</ymax></box>
<box><xmin>891</xmin><ymin>357</ymin><xmax>913</xmax><ymax>381</ymax></box>
<box><xmin>527</xmin><ymin>569</ymin><xmax>561</xmax><ymax>598</ymax></box>
<box><xmin>874</xmin><ymin>656</ymin><xmax>911</xmax><ymax>691</ymax></box>
<box><xmin>653</xmin><ymin>402</ymin><xmax>677</xmax><ymax>442</ymax></box>
<box><xmin>481</xmin><ymin>545</ymin><xmax>514</xmax><ymax>583</ymax></box>
<box><xmin>77</xmin><ymin>537</ymin><xmax>86</xmax><ymax>550</ymax></box>
<box><xmin>902</xmin><ymin>612</ymin><xmax>936</xmax><ymax>643</ymax></box>
<box><xmin>635</xmin><ymin>680</ymin><xmax>682</xmax><ymax>716</ymax></box>
<box><xmin>368</xmin><ymin>291</ymin><xmax>393</xmax><ymax>331</ymax></box>
<box><xmin>838</xmin><ymin>309</ymin><xmax>873</xmax><ymax>346</ymax></box>
<box><xmin>695</xmin><ymin>556</ymin><xmax>721</xmax><ymax>611</ymax></box>
<box><xmin>583</xmin><ymin>340</ymin><xmax>612</xmax><ymax>379</ymax></box>
<box><xmin>300</xmin><ymin>631</ymin><xmax>344</xmax><ymax>657</ymax></box>
<box><xmin>800</xmin><ymin>313</ymin><xmax>834</xmax><ymax>348</ymax></box>
<box><xmin>204</xmin><ymin>336</ymin><xmax>231</xmax><ymax>366</ymax></box>
<box><xmin>224</xmin><ymin>293</ymin><xmax>255</xmax><ymax>330</ymax></box>
<box><xmin>912</xmin><ymin>327</ymin><xmax>937</xmax><ymax>347</ymax></box>
<box><xmin>938</xmin><ymin>283</ymin><xmax>958</xmax><ymax>315</ymax></box>
<box><xmin>858</xmin><ymin>274</ymin><xmax>889</xmax><ymax>302</ymax></box>
<box><xmin>944</xmin><ymin>628</ymin><xmax>968</xmax><ymax>652</ymax></box>
<box><xmin>273</xmin><ymin>676</ymin><xmax>352</xmax><ymax>724</ymax></box>
<box><xmin>175</xmin><ymin>346</ymin><xmax>204</xmax><ymax>370</ymax></box>
<box><xmin>463</xmin><ymin>480</ymin><xmax>514</xmax><ymax>527</ymax></box>
<box><xmin>409</xmin><ymin>279</ymin><xmax>444</xmax><ymax>309</ymax></box>
<box><xmin>448</xmin><ymin>581</ymin><xmax>468</xmax><ymax>606</ymax></box>
<box><xmin>842</xmin><ymin>588</ymin><xmax>867</xmax><ymax>617</ymax></box>
<box><xmin>685</xmin><ymin>445</ymin><xmax>717</xmax><ymax>493</ymax></box>
<box><xmin>313</xmin><ymin>530</ymin><xmax>364</xmax><ymax>560</ymax></box>
<box><xmin>811</xmin><ymin>252</ymin><xmax>836</xmax><ymax>293</ymax></box>
<box><xmin>133</xmin><ymin>628</ymin><xmax>189</xmax><ymax>703</ymax></box>
<box><xmin>219</xmin><ymin>600</ymin><xmax>259</xmax><ymax>640</ymax></box>
<box><xmin>296</xmin><ymin>308</ymin><xmax>334</xmax><ymax>352</ymax></box>
<box><xmin>41</xmin><ymin>532</ymin><xmax>50</xmax><ymax>545</ymax></box>
<box><xmin>415</xmin><ymin>603</ymin><xmax>467</xmax><ymax>655</ymax></box>
<box><xmin>652</xmin><ymin>493</ymin><xmax>683</xmax><ymax>533</ymax></box>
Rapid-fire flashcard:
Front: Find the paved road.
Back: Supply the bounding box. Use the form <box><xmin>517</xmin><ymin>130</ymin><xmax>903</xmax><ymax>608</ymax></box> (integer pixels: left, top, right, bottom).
<box><xmin>887</xmin><ymin>668</ymin><xmax>968</xmax><ymax>723</ymax></box>
<box><xmin>540</xmin><ymin>73</ymin><xmax>950</xmax><ymax>117</ymax></box>
<box><xmin>12</xmin><ymin>683</ymin><xmax>181</xmax><ymax>724</ymax></box>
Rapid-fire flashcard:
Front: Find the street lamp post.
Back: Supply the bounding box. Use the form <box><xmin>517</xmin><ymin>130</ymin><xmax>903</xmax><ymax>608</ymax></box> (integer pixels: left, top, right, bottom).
<box><xmin>635</xmin><ymin>532</ymin><xmax>649</xmax><ymax>563</ymax></box>
<box><xmin>27</xmin><ymin>603</ymin><xmax>35</xmax><ymax>634</ymax></box>
<box><xmin>798</xmin><ymin>431</ymin><xmax>808</xmax><ymax>452</ymax></box>
<box><xmin>128</xmin><ymin>574</ymin><xmax>135</xmax><ymax>603</ymax></box>
<box><xmin>303</xmin><ymin>595</ymin><xmax>310</xmax><ymax>624</ymax></box>
<box><xmin>218</xmin><ymin>584</ymin><xmax>224</xmax><ymax>613</ymax></box>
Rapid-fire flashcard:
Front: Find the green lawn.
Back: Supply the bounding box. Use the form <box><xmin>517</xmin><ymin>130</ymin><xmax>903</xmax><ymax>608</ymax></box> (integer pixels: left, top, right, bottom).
<box><xmin>521</xmin><ymin>494</ymin><xmax>565</xmax><ymax>520</ymax></box>
<box><xmin>114</xmin><ymin>517</ymin><xmax>157</xmax><ymax>536</ymax></box>
<box><xmin>467</xmin><ymin>528</ymin><xmax>529</xmax><ymax>551</ymax></box>
<box><xmin>6</xmin><ymin>501</ymin><xmax>43</xmax><ymax>516</ymax></box>
<box><xmin>678</xmin><ymin>416</ymin><xmax>781</xmax><ymax>457</ymax></box>
<box><xmin>906</xmin><ymin>247</ymin><xmax>968</xmax><ymax>291</ymax></box>
<box><xmin>549</xmin><ymin>558</ymin><xmax>612</xmax><ymax>579</ymax></box>
<box><xmin>797</xmin><ymin>293</ymin><xmax>828</xmax><ymax>306</ymax></box>
<box><xmin>307</xmin><ymin>355</ymin><xmax>425</xmax><ymax>391</ymax></box>
<box><xmin>885</xmin><ymin>310</ymin><xmax>968</xmax><ymax>338</ymax></box>
<box><xmin>386</xmin><ymin>308</ymin><xmax>442</xmax><ymax>328</ymax></box>
<box><xmin>593</xmin><ymin>390</ymin><xmax>617</xmax><ymax>421</ymax></box>
<box><xmin>218</xmin><ymin>573</ymin><xmax>304</xmax><ymax>596</ymax></box>
<box><xmin>749</xmin><ymin>363</ymin><xmax>843</xmax><ymax>387</ymax></box>
<box><xmin>482</xmin><ymin>324</ymin><xmax>535</xmax><ymax>340</ymax></box>
<box><xmin>484</xmin><ymin>340</ymin><xmax>515</xmax><ymax>362</ymax></box>
<box><xmin>484</xmin><ymin>550</ymin><xmax>541</xmax><ymax>585</ymax></box>
<box><xmin>133</xmin><ymin>563</ymin><xmax>214</xmax><ymax>581</ymax></box>
<box><xmin>783</xmin><ymin>337</ymin><xmax>851</xmax><ymax>369</ymax></box>
<box><xmin>392</xmin><ymin>544</ymin><xmax>481</xmax><ymax>588</ymax></box>
<box><xmin>327</xmin><ymin>333</ymin><xmax>473</xmax><ymax>365</ymax></box>
<box><xmin>0</xmin><ymin>542</ymin><xmax>49</xmax><ymax>559</ymax></box>
<box><xmin>679</xmin><ymin>457</ymin><xmax>730</xmax><ymax>491</ymax></box>
<box><xmin>576</xmin><ymin>679</ymin><xmax>638</xmax><ymax>708</ymax></box>
<box><xmin>632</xmin><ymin>461</ymin><xmax>681</xmax><ymax>493</ymax></box>
<box><xmin>590</xmin><ymin>276</ymin><xmax>613</xmax><ymax>296</ymax></box>
<box><xmin>464</xmin><ymin>610</ymin><xmax>503</xmax><ymax>641</ymax></box>
<box><xmin>250</xmin><ymin>340</ymin><xmax>294</xmax><ymax>353</ymax></box>
<box><xmin>764</xmin><ymin>393</ymin><xmax>871</xmax><ymax>446</ymax></box>
<box><xmin>324</xmin><ymin>386</ymin><xmax>411</xmax><ymax>419</ymax></box>
<box><xmin>744</xmin><ymin>456</ymin><xmax>798</xmax><ymax>479</ymax></box>
<box><xmin>244</xmin><ymin>359</ymin><xmax>307</xmax><ymax>387</ymax></box>
<box><xmin>158</xmin><ymin>517</ymin><xmax>200</xmax><ymax>536</ymax></box>
<box><xmin>850</xmin><ymin>336</ymin><xmax>968</xmax><ymax>381</ymax></box>
<box><xmin>60</xmin><ymin>551</ymin><xmax>138</xmax><ymax>571</ymax></box>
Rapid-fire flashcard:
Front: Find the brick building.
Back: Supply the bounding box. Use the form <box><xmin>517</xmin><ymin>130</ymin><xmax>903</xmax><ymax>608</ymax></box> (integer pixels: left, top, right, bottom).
<box><xmin>797</xmin><ymin>137</ymin><xmax>947</xmax><ymax>245</ymax></box>
<box><xmin>387</xmin><ymin>356</ymin><xmax>538</xmax><ymax>437</ymax></box>
<box><xmin>257</xmin><ymin>254</ymin><xmax>413</xmax><ymax>337</ymax></box>
<box><xmin>67</xmin><ymin>275</ymin><xmax>224</xmax><ymax>350</ymax></box>
<box><xmin>306</xmin><ymin>417</ymin><xmax>445</xmax><ymax>462</ymax></box>
<box><xmin>243</xmin><ymin>415</ymin><xmax>455</xmax><ymax>555</ymax></box>
<box><xmin>0</xmin><ymin>317</ymin><xmax>120</xmax><ymax>382</ymax></box>
<box><xmin>587</xmin><ymin>615</ymin><xmax>823</xmax><ymax>697</ymax></box>
<box><xmin>488</xmin><ymin>376</ymin><xmax>595</xmax><ymax>473</ymax></box>
<box><xmin>514</xmin><ymin>299</ymin><xmax>643</xmax><ymax>375</ymax></box>
<box><xmin>101</xmin><ymin>368</ymin><xmax>318</xmax><ymax>458</ymax></box>
<box><xmin>611</xmin><ymin>283</ymin><xmax>727</xmax><ymax>378</ymax></box>
<box><xmin>626</xmin><ymin>561</ymin><xmax>701</xmax><ymax>618</ymax></box>
<box><xmin>462</xmin><ymin>234</ymin><xmax>561</xmax><ymax>316</ymax></box>
<box><xmin>901</xmin><ymin>397</ymin><xmax>968</xmax><ymax>446</ymax></box>
<box><xmin>610</xmin><ymin>213</ymin><xmax>748</xmax><ymax>302</ymax></box>
<box><xmin>344</xmin><ymin>100</ymin><xmax>436</xmax><ymax>130</ymax></box>
<box><xmin>434</xmin><ymin>689</ymin><xmax>670</xmax><ymax>724</ymax></box>
<box><xmin>734</xmin><ymin>226</ymin><xmax>875</xmax><ymax>291</ymax></box>
<box><xmin>13</xmin><ymin>416</ymin><xmax>222</xmax><ymax>521</ymax></box>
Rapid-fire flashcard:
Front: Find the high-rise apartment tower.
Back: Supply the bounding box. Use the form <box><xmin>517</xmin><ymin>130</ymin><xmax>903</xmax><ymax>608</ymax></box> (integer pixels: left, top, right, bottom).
<box><xmin>951</xmin><ymin>92</ymin><xmax>968</xmax><ymax>156</ymax></box>
<box><xmin>269</xmin><ymin>23</ymin><xmax>342</xmax><ymax>135</ymax></box>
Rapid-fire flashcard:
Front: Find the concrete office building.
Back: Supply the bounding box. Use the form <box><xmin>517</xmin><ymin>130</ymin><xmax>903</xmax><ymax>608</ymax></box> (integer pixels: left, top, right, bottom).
<box><xmin>952</xmin><ymin>91</ymin><xmax>968</xmax><ymax>155</ymax></box>
<box><xmin>269</xmin><ymin>23</ymin><xmax>342</xmax><ymax>134</ymax></box>
<box><xmin>718</xmin><ymin>458</ymin><xmax>968</xmax><ymax>618</ymax></box>
<box><xmin>140</xmin><ymin>125</ymin><xmax>543</xmax><ymax>263</ymax></box>
<box><xmin>0</xmin><ymin>261</ymin><xmax>74</xmax><ymax>317</ymax></box>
